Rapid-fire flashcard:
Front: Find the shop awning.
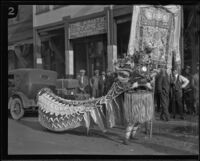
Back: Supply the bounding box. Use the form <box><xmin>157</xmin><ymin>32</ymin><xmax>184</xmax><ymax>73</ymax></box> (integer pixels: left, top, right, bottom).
<box><xmin>8</xmin><ymin>19</ymin><xmax>33</xmax><ymax>47</ymax></box>
<box><xmin>8</xmin><ymin>38</ymin><xmax>33</xmax><ymax>50</ymax></box>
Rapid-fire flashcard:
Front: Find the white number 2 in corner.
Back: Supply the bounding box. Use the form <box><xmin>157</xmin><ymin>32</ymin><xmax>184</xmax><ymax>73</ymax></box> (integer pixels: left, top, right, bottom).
<box><xmin>8</xmin><ymin>7</ymin><xmax>15</xmax><ymax>16</ymax></box>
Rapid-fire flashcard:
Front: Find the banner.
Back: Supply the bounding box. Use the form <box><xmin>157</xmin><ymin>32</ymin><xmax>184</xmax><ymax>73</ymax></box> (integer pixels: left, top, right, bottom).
<box><xmin>128</xmin><ymin>5</ymin><xmax>182</xmax><ymax>71</ymax></box>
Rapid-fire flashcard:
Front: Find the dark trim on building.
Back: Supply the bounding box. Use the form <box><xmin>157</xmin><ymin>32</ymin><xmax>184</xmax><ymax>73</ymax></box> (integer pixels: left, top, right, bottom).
<box><xmin>104</xmin><ymin>7</ymin><xmax>110</xmax><ymax>45</ymax></box>
<box><xmin>63</xmin><ymin>16</ymin><xmax>71</xmax><ymax>50</ymax></box>
<box><xmin>113</xmin><ymin>18</ymin><xmax>117</xmax><ymax>45</ymax></box>
<box><xmin>181</xmin><ymin>6</ymin><xmax>184</xmax><ymax>69</ymax></box>
<box><xmin>65</xmin><ymin>74</ymin><xmax>74</xmax><ymax>79</ymax></box>
<box><xmin>33</xmin><ymin>28</ymin><xmax>37</xmax><ymax>68</ymax></box>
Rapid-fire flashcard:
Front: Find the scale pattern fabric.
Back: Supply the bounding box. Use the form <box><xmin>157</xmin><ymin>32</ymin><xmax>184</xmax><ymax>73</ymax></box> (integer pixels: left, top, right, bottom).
<box><xmin>37</xmin><ymin>82</ymin><xmax>128</xmax><ymax>132</ymax></box>
<box><xmin>37</xmin><ymin>88</ymin><xmax>106</xmax><ymax>132</ymax></box>
<box><xmin>124</xmin><ymin>91</ymin><xmax>154</xmax><ymax>125</ymax></box>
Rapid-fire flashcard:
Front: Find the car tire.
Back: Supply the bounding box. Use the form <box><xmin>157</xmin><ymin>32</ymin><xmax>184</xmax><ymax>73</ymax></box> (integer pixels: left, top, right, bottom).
<box><xmin>10</xmin><ymin>97</ymin><xmax>24</xmax><ymax>120</ymax></box>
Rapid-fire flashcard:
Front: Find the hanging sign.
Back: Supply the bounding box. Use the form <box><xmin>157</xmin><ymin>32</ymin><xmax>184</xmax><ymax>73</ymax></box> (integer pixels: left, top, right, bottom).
<box><xmin>69</xmin><ymin>16</ymin><xmax>106</xmax><ymax>39</ymax></box>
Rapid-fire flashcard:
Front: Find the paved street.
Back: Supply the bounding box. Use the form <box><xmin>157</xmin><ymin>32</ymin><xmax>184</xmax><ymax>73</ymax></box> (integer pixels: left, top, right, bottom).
<box><xmin>8</xmin><ymin>113</ymin><xmax>198</xmax><ymax>155</ymax></box>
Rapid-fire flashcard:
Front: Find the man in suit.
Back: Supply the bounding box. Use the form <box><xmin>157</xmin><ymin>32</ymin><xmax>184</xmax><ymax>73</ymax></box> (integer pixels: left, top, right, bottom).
<box><xmin>156</xmin><ymin>68</ymin><xmax>170</xmax><ymax>121</ymax></box>
<box><xmin>192</xmin><ymin>63</ymin><xmax>199</xmax><ymax>115</ymax></box>
<box><xmin>154</xmin><ymin>73</ymin><xmax>161</xmax><ymax>113</ymax></box>
<box><xmin>99</xmin><ymin>71</ymin><xmax>106</xmax><ymax>96</ymax></box>
<box><xmin>105</xmin><ymin>70</ymin><xmax>115</xmax><ymax>94</ymax></box>
<box><xmin>182</xmin><ymin>66</ymin><xmax>193</xmax><ymax>114</ymax></box>
<box><xmin>171</xmin><ymin>66</ymin><xmax>189</xmax><ymax>120</ymax></box>
<box><xmin>77</xmin><ymin>69</ymin><xmax>89</xmax><ymax>94</ymax></box>
<box><xmin>90</xmin><ymin>70</ymin><xmax>100</xmax><ymax>98</ymax></box>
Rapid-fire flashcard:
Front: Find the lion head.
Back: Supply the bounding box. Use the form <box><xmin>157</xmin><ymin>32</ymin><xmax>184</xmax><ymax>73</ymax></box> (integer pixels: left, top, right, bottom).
<box><xmin>113</xmin><ymin>47</ymin><xmax>161</xmax><ymax>91</ymax></box>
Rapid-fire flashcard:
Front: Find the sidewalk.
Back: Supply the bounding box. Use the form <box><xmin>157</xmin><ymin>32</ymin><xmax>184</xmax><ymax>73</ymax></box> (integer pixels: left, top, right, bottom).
<box><xmin>152</xmin><ymin>113</ymin><xmax>199</xmax><ymax>137</ymax></box>
<box><xmin>89</xmin><ymin>114</ymin><xmax>199</xmax><ymax>154</ymax></box>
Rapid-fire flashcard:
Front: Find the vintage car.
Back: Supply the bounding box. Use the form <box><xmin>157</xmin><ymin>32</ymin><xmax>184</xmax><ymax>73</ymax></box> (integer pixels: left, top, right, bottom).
<box><xmin>56</xmin><ymin>78</ymin><xmax>90</xmax><ymax>100</ymax></box>
<box><xmin>8</xmin><ymin>68</ymin><xmax>57</xmax><ymax>120</ymax></box>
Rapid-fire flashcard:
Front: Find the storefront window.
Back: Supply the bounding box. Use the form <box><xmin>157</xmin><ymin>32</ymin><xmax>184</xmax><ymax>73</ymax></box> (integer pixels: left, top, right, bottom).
<box><xmin>73</xmin><ymin>35</ymin><xmax>107</xmax><ymax>78</ymax></box>
<box><xmin>88</xmin><ymin>40</ymin><xmax>107</xmax><ymax>76</ymax></box>
<box><xmin>9</xmin><ymin>44</ymin><xmax>33</xmax><ymax>69</ymax></box>
<box><xmin>117</xmin><ymin>20</ymin><xmax>131</xmax><ymax>58</ymax></box>
<box><xmin>40</xmin><ymin>30</ymin><xmax>65</xmax><ymax>78</ymax></box>
<box><xmin>8</xmin><ymin>50</ymin><xmax>17</xmax><ymax>71</ymax></box>
<box><xmin>41</xmin><ymin>41</ymin><xmax>52</xmax><ymax>70</ymax></box>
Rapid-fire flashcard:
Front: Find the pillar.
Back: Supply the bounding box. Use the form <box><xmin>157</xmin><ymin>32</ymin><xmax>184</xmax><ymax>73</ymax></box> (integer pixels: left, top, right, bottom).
<box><xmin>180</xmin><ymin>5</ymin><xmax>184</xmax><ymax>69</ymax></box>
<box><xmin>105</xmin><ymin>7</ymin><xmax>117</xmax><ymax>72</ymax></box>
<box><xmin>33</xmin><ymin>28</ymin><xmax>42</xmax><ymax>68</ymax></box>
<box><xmin>64</xmin><ymin>16</ymin><xmax>74</xmax><ymax>78</ymax></box>
<box><xmin>193</xmin><ymin>6</ymin><xmax>199</xmax><ymax>74</ymax></box>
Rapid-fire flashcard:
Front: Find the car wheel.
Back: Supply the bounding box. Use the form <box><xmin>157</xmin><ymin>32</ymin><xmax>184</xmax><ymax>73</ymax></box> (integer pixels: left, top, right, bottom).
<box><xmin>10</xmin><ymin>97</ymin><xmax>24</xmax><ymax>120</ymax></box>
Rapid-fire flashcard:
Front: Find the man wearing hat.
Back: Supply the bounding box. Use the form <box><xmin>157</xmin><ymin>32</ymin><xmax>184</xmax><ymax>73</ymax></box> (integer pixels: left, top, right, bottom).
<box><xmin>90</xmin><ymin>69</ymin><xmax>100</xmax><ymax>98</ymax></box>
<box><xmin>77</xmin><ymin>69</ymin><xmax>89</xmax><ymax>94</ymax></box>
<box><xmin>192</xmin><ymin>63</ymin><xmax>199</xmax><ymax>115</ymax></box>
<box><xmin>105</xmin><ymin>70</ymin><xmax>116</xmax><ymax>94</ymax></box>
<box><xmin>182</xmin><ymin>65</ymin><xmax>193</xmax><ymax>114</ymax></box>
<box><xmin>171</xmin><ymin>65</ymin><xmax>189</xmax><ymax>120</ymax></box>
<box><xmin>99</xmin><ymin>71</ymin><xmax>107</xmax><ymax>96</ymax></box>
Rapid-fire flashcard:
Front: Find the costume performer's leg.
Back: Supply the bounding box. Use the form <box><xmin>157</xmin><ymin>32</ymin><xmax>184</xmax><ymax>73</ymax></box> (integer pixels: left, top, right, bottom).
<box><xmin>176</xmin><ymin>93</ymin><xmax>184</xmax><ymax>118</ymax></box>
<box><xmin>125</xmin><ymin>123</ymin><xmax>134</xmax><ymax>140</ymax></box>
<box><xmin>92</xmin><ymin>88</ymin><xmax>95</xmax><ymax>98</ymax></box>
<box><xmin>131</xmin><ymin>124</ymin><xmax>140</xmax><ymax>138</ymax></box>
<box><xmin>160</xmin><ymin>91</ymin><xmax>170</xmax><ymax>120</ymax></box>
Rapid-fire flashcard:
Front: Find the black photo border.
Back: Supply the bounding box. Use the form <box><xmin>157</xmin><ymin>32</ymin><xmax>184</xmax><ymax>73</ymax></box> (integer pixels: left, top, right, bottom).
<box><xmin>1</xmin><ymin>0</ymin><xmax>199</xmax><ymax>160</ymax></box>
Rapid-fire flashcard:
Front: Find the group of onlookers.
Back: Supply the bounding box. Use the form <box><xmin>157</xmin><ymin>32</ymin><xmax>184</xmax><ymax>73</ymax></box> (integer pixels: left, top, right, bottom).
<box><xmin>76</xmin><ymin>62</ymin><xmax>199</xmax><ymax>122</ymax></box>
<box><xmin>76</xmin><ymin>69</ymin><xmax>116</xmax><ymax>98</ymax></box>
<box><xmin>155</xmin><ymin>63</ymin><xmax>199</xmax><ymax>121</ymax></box>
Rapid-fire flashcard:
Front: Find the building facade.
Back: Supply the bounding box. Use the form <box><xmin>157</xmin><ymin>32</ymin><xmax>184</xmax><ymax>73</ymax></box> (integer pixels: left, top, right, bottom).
<box><xmin>8</xmin><ymin>5</ymin><xmax>33</xmax><ymax>71</ymax></box>
<box><xmin>32</xmin><ymin>5</ymin><xmax>199</xmax><ymax>79</ymax></box>
<box><xmin>33</xmin><ymin>5</ymin><xmax>135</xmax><ymax>79</ymax></box>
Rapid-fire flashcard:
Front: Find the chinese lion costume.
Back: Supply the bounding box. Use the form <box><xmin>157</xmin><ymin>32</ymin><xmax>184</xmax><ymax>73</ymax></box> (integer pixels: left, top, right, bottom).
<box><xmin>37</xmin><ymin>5</ymin><xmax>181</xmax><ymax>145</ymax></box>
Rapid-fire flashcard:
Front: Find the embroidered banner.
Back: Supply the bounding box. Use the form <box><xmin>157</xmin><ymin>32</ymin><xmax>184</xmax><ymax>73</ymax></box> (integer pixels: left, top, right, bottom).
<box><xmin>128</xmin><ymin>5</ymin><xmax>181</xmax><ymax>72</ymax></box>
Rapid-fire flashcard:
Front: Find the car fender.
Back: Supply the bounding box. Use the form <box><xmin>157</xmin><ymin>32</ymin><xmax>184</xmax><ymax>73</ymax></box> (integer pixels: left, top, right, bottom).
<box><xmin>8</xmin><ymin>97</ymin><xmax>13</xmax><ymax>110</ymax></box>
<box><xmin>8</xmin><ymin>92</ymin><xmax>36</xmax><ymax>109</ymax></box>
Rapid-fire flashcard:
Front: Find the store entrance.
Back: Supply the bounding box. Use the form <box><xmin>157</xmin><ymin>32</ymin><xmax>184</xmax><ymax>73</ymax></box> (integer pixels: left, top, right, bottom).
<box><xmin>117</xmin><ymin>20</ymin><xmax>131</xmax><ymax>58</ymax></box>
<box><xmin>73</xmin><ymin>42</ymin><xmax>87</xmax><ymax>78</ymax></box>
<box><xmin>73</xmin><ymin>34</ymin><xmax>107</xmax><ymax>78</ymax></box>
<box><xmin>40</xmin><ymin>28</ymin><xmax>65</xmax><ymax>78</ymax></box>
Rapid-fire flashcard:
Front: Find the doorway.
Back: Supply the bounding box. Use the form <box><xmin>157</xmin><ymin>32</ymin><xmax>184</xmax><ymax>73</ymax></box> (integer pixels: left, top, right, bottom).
<box><xmin>117</xmin><ymin>20</ymin><xmax>131</xmax><ymax>58</ymax></box>
<box><xmin>73</xmin><ymin>34</ymin><xmax>107</xmax><ymax>78</ymax></box>
<box><xmin>40</xmin><ymin>28</ymin><xmax>65</xmax><ymax>78</ymax></box>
